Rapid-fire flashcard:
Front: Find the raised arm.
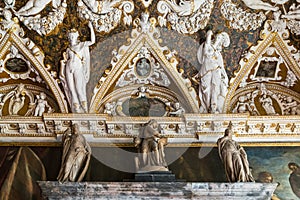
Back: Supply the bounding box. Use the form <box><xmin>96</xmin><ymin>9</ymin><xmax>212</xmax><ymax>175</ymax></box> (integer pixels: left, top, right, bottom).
<box><xmin>86</xmin><ymin>21</ymin><xmax>95</xmax><ymax>46</ymax></box>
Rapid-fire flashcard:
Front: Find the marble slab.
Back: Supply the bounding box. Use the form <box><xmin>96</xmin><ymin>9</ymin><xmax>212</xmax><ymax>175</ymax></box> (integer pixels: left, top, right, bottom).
<box><xmin>38</xmin><ymin>181</ymin><xmax>278</xmax><ymax>200</ymax></box>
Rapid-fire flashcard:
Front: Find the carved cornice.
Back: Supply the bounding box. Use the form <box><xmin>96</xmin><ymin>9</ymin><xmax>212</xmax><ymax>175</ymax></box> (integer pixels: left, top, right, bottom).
<box><xmin>1</xmin><ymin>113</ymin><xmax>300</xmax><ymax>147</ymax></box>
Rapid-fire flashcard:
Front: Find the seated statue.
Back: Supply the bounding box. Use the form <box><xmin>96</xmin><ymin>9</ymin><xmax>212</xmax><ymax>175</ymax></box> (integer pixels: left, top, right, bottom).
<box><xmin>57</xmin><ymin>123</ymin><xmax>91</xmax><ymax>182</ymax></box>
<box><xmin>217</xmin><ymin>123</ymin><xmax>254</xmax><ymax>182</ymax></box>
<box><xmin>134</xmin><ymin>119</ymin><xmax>168</xmax><ymax>172</ymax></box>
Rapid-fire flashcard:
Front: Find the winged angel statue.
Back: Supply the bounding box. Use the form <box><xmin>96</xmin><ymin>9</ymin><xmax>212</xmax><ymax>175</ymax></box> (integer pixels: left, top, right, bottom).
<box><xmin>193</xmin><ymin>30</ymin><xmax>230</xmax><ymax>113</ymax></box>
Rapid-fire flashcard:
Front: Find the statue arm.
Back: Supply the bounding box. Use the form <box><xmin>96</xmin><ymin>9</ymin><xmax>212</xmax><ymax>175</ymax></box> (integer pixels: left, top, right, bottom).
<box><xmin>85</xmin><ymin>141</ymin><xmax>92</xmax><ymax>154</ymax></box>
<box><xmin>85</xmin><ymin>22</ymin><xmax>95</xmax><ymax>46</ymax></box>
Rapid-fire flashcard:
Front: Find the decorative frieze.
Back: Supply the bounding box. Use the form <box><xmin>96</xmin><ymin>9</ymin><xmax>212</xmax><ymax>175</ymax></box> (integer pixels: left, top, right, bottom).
<box><xmin>1</xmin><ymin>113</ymin><xmax>300</xmax><ymax>146</ymax></box>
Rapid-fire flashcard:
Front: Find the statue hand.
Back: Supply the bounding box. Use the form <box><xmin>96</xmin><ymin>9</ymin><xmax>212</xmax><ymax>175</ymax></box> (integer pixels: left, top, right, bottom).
<box><xmin>88</xmin><ymin>21</ymin><xmax>93</xmax><ymax>29</ymax></box>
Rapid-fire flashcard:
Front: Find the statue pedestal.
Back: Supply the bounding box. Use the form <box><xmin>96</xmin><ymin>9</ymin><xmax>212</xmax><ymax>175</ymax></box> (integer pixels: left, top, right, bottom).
<box><xmin>38</xmin><ymin>181</ymin><xmax>278</xmax><ymax>200</ymax></box>
<box><xmin>134</xmin><ymin>171</ymin><xmax>176</xmax><ymax>182</ymax></box>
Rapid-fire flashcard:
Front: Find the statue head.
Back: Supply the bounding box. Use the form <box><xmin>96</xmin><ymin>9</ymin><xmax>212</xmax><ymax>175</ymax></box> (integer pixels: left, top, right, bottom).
<box><xmin>206</xmin><ymin>30</ymin><xmax>213</xmax><ymax>43</ymax></box>
<box><xmin>147</xmin><ymin>119</ymin><xmax>158</xmax><ymax>129</ymax></box>
<box><xmin>174</xmin><ymin>102</ymin><xmax>180</xmax><ymax>109</ymax></box>
<box><xmin>72</xmin><ymin>123</ymin><xmax>80</xmax><ymax>134</ymax></box>
<box><xmin>224</xmin><ymin>121</ymin><xmax>233</xmax><ymax>137</ymax></box>
<box><xmin>16</xmin><ymin>83</ymin><xmax>25</xmax><ymax>93</ymax></box>
<box><xmin>3</xmin><ymin>9</ymin><xmax>12</xmax><ymax>21</ymax></box>
<box><xmin>215</xmin><ymin>32</ymin><xmax>230</xmax><ymax>49</ymax></box>
<box><xmin>40</xmin><ymin>92</ymin><xmax>46</xmax><ymax>99</ymax></box>
<box><xmin>68</xmin><ymin>29</ymin><xmax>79</xmax><ymax>43</ymax></box>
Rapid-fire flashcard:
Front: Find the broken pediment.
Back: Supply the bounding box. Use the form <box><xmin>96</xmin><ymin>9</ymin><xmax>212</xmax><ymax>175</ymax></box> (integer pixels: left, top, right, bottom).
<box><xmin>90</xmin><ymin>13</ymin><xmax>199</xmax><ymax>115</ymax></box>
<box><xmin>0</xmin><ymin>19</ymin><xmax>68</xmax><ymax>116</ymax></box>
<box><xmin>225</xmin><ymin>18</ymin><xmax>300</xmax><ymax>115</ymax></box>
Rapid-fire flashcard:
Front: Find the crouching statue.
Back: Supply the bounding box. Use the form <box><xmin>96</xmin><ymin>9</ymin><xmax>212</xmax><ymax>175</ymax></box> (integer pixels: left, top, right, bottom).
<box><xmin>134</xmin><ymin>119</ymin><xmax>168</xmax><ymax>172</ymax></box>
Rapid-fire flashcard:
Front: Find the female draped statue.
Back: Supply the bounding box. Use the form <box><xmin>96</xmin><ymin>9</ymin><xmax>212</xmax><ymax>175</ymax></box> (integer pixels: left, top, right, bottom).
<box><xmin>57</xmin><ymin>123</ymin><xmax>91</xmax><ymax>182</ymax></box>
<box><xmin>60</xmin><ymin>22</ymin><xmax>95</xmax><ymax>113</ymax></box>
<box><xmin>217</xmin><ymin>123</ymin><xmax>254</xmax><ymax>182</ymax></box>
<box><xmin>195</xmin><ymin>30</ymin><xmax>230</xmax><ymax>113</ymax></box>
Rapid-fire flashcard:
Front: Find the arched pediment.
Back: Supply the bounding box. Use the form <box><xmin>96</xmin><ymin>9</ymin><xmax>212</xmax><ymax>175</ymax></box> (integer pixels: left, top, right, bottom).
<box><xmin>225</xmin><ymin>19</ymin><xmax>300</xmax><ymax>115</ymax></box>
<box><xmin>0</xmin><ymin>20</ymin><xmax>68</xmax><ymax>115</ymax></box>
<box><xmin>90</xmin><ymin>14</ymin><xmax>199</xmax><ymax>114</ymax></box>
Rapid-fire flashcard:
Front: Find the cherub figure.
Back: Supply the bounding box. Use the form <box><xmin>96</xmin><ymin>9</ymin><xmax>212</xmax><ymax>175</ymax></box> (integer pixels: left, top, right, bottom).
<box><xmin>34</xmin><ymin>92</ymin><xmax>52</xmax><ymax>116</ymax></box>
<box><xmin>0</xmin><ymin>9</ymin><xmax>15</xmax><ymax>30</ymax></box>
<box><xmin>167</xmin><ymin>102</ymin><xmax>185</xmax><ymax>117</ymax></box>
<box><xmin>16</xmin><ymin>0</ymin><xmax>61</xmax><ymax>16</ymax></box>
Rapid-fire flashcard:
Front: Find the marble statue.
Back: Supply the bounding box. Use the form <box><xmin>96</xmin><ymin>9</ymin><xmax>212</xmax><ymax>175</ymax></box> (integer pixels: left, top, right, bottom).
<box><xmin>217</xmin><ymin>123</ymin><xmax>254</xmax><ymax>182</ymax></box>
<box><xmin>167</xmin><ymin>102</ymin><xmax>185</xmax><ymax>117</ymax></box>
<box><xmin>241</xmin><ymin>0</ymin><xmax>279</xmax><ymax>11</ymax></box>
<box><xmin>134</xmin><ymin>119</ymin><xmax>168</xmax><ymax>172</ymax></box>
<box><xmin>260</xmin><ymin>94</ymin><xmax>277</xmax><ymax>115</ymax></box>
<box><xmin>104</xmin><ymin>101</ymin><xmax>117</xmax><ymax>116</ymax></box>
<box><xmin>16</xmin><ymin>0</ymin><xmax>61</xmax><ymax>16</ymax></box>
<box><xmin>34</xmin><ymin>92</ymin><xmax>52</xmax><ymax>116</ymax></box>
<box><xmin>8</xmin><ymin>84</ymin><xmax>26</xmax><ymax>115</ymax></box>
<box><xmin>57</xmin><ymin>123</ymin><xmax>91</xmax><ymax>182</ymax></box>
<box><xmin>60</xmin><ymin>22</ymin><xmax>95</xmax><ymax>113</ymax></box>
<box><xmin>232</xmin><ymin>96</ymin><xmax>250</xmax><ymax>113</ymax></box>
<box><xmin>0</xmin><ymin>9</ymin><xmax>14</xmax><ymax>30</ymax></box>
<box><xmin>288</xmin><ymin>162</ymin><xmax>300</xmax><ymax>198</ymax></box>
<box><xmin>196</xmin><ymin>30</ymin><xmax>230</xmax><ymax>113</ymax></box>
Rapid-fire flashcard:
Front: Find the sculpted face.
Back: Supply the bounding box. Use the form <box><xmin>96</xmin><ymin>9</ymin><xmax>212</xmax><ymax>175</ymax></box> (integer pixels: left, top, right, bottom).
<box><xmin>68</xmin><ymin>31</ymin><xmax>79</xmax><ymax>44</ymax></box>
<box><xmin>72</xmin><ymin>124</ymin><xmax>80</xmax><ymax>134</ymax></box>
<box><xmin>3</xmin><ymin>10</ymin><xmax>12</xmax><ymax>21</ymax></box>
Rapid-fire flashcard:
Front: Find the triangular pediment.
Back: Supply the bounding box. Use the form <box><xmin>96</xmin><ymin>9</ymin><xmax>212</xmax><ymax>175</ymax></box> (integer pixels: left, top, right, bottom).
<box><xmin>0</xmin><ymin>22</ymin><xmax>68</xmax><ymax>116</ymax></box>
<box><xmin>90</xmin><ymin>14</ymin><xmax>199</xmax><ymax>115</ymax></box>
<box><xmin>224</xmin><ymin>19</ymin><xmax>300</xmax><ymax>115</ymax></box>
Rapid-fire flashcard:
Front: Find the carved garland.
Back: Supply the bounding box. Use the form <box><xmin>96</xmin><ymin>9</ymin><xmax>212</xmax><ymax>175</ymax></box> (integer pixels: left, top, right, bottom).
<box><xmin>18</xmin><ymin>1</ymin><xmax>67</xmax><ymax>36</ymax></box>
<box><xmin>157</xmin><ymin>0</ymin><xmax>215</xmax><ymax>34</ymax></box>
<box><xmin>220</xmin><ymin>0</ymin><xmax>266</xmax><ymax>31</ymax></box>
<box><xmin>77</xmin><ymin>0</ymin><xmax>134</xmax><ymax>33</ymax></box>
